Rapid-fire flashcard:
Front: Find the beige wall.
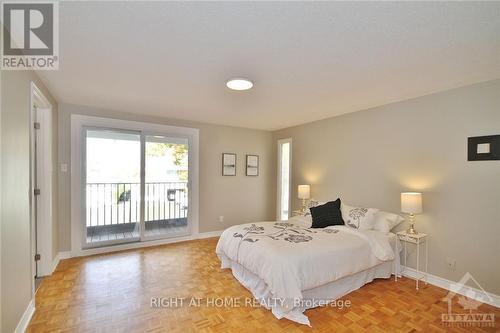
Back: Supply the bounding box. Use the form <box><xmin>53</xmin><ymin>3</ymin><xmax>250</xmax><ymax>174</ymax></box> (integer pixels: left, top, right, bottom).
<box><xmin>1</xmin><ymin>71</ymin><xmax>58</xmax><ymax>333</ymax></box>
<box><xmin>57</xmin><ymin>103</ymin><xmax>276</xmax><ymax>251</ymax></box>
<box><xmin>274</xmin><ymin>80</ymin><xmax>500</xmax><ymax>295</ymax></box>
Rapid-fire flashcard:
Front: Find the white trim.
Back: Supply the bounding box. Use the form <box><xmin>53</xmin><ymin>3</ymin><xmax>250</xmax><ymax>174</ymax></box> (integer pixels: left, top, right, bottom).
<box><xmin>30</xmin><ymin>83</ymin><xmax>51</xmax><ymax>109</ymax></box>
<box><xmin>30</xmin><ymin>82</ymin><xmax>54</xmax><ymax>286</ymax></box>
<box><xmin>49</xmin><ymin>250</ymin><xmax>74</xmax><ymax>274</ymax></box>
<box><xmin>65</xmin><ymin>230</ymin><xmax>223</xmax><ymax>258</ymax></box>
<box><xmin>197</xmin><ymin>230</ymin><xmax>223</xmax><ymax>239</ymax></box>
<box><xmin>58</xmin><ymin>251</ymin><xmax>72</xmax><ymax>260</ymax></box>
<box><xmin>14</xmin><ymin>299</ymin><xmax>35</xmax><ymax>333</ymax></box>
<box><xmin>71</xmin><ymin>114</ymin><xmax>200</xmax><ymax>254</ymax></box>
<box><xmin>51</xmin><ymin>253</ymin><xmax>60</xmax><ymax>274</ymax></box>
<box><xmin>50</xmin><ymin>251</ymin><xmax>71</xmax><ymax>273</ymax></box>
<box><xmin>276</xmin><ymin>138</ymin><xmax>292</xmax><ymax>221</ymax></box>
<box><xmin>401</xmin><ymin>266</ymin><xmax>500</xmax><ymax>308</ymax></box>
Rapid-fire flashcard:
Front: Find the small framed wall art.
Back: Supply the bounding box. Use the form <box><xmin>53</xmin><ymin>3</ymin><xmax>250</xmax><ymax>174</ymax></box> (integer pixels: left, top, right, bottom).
<box><xmin>222</xmin><ymin>153</ymin><xmax>237</xmax><ymax>176</ymax></box>
<box><xmin>246</xmin><ymin>154</ymin><xmax>259</xmax><ymax>176</ymax></box>
<box><xmin>468</xmin><ymin>135</ymin><xmax>500</xmax><ymax>161</ymax></box>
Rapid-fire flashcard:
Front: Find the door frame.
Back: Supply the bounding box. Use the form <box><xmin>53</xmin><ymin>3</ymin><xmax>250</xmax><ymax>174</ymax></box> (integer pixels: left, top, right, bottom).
<box><xmin>71</xmin><ymin>115</ymin><xmax>199</xmax><ymax>256</ymax></box>
<box><xmin>29</xmin><ymin>82</ymin><xmax>54</xmax><ymax>283</ymax></box>
<box><xmin>276</xmin><ymin>138</ymin><xmax>292</xmax><ymax>221</ymax></box>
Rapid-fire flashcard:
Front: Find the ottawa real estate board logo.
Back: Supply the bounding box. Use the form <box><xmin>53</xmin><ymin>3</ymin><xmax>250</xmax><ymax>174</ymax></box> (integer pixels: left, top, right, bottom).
<box><xmin>441</xmin><ymin>272</ymin><xmax>495</xmax><ymax>328</ymax></box>
<box><xmin>1</xmin><ymin>1</ymin><xmax>59</xmax><ymax>70</ymax></box>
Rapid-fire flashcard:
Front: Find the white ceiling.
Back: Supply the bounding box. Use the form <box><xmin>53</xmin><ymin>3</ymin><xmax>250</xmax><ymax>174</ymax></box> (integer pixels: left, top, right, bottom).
<box><xmin>38</xmin><ymin>1</ymin><xmax>500</xmax><ymax>131</ymax></box>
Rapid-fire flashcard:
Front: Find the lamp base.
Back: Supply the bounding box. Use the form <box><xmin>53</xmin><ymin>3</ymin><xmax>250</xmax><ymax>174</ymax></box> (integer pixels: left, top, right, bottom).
<box><xmin>300</xmin><ymin>198</ymin><xmax>307</xmax><ymax>214</ymax></box>
<box><xmin>407</xmin><ymin>214</ymin><xmax>417</xmax><ymax>234</ymax></box>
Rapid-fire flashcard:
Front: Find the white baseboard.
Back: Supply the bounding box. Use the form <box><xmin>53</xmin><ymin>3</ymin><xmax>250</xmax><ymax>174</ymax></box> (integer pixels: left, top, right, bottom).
<box><xmin>50</xmin><ymin>251</ymin><xmax>70</xmax><ymax>274</ymax></box>
<box><xmin>197</xmin><ymin>230</ymin><xmax>223</xmax><ymax>239</ymax></box>
<box><xmin>14</xmin><ymin>299</ymin><xmax>35</xmax><ymax>333</ymax></box>
<box><xmin>50</xmin><ymin>253</ymin><xmax>61</xmax><ymax>275</ymax></box>
<box><xmin>401</xmin><ymin>266</ymin><xmax>500</xmax><ymax>308</ymax></box>
<box><xmin>50</xmin><ymin>253</ymin><xmax>60</xmax><ymax>274</ymax></box>
<box><xmin>58</xmin><ymin>251</ymin><xmax>72</xmax><ymax>260</ymax></box>
<box><xmin>48</xmin><ymin>251</ymin><xmax>72</xmax><ymax>274</ymax></box>
<box><xmin>66</xmin><ymin>230</ymin><xmax>224</xmax><ymax>258</ymax></box>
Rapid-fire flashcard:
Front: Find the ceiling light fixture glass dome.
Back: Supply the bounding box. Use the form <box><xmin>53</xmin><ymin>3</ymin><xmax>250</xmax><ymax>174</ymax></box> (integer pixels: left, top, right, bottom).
<box><xmin>226</xmin><ymin>78</ymin><xmax>253</xmax><ymax>91</ymax></box>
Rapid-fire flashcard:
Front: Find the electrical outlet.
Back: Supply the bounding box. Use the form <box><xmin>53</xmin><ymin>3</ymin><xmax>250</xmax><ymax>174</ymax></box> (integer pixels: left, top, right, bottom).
<box><xmin>446</xmin><ymin>258</ymin><xmax>456</xmax><ymax>270</ymax></box>
<box><xmin>219</xmin><ymin>216</ymin><xmax>224</xmax><ymax>223</ymax></box>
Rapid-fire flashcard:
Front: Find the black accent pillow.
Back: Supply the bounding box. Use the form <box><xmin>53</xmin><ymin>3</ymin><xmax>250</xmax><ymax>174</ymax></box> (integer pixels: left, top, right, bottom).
<box><xmin>310</xmin><ymin>199</ymin><xmax>344</xmax><ymax>228</ymax></box>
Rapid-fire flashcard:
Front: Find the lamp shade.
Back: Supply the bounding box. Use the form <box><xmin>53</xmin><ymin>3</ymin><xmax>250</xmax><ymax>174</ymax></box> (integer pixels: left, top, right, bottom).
<box><xmin>298</xmin><ymin>185</ymin><xmax>310</xmax><ymax>200</ymax></box>
<box><xmin>401</xmin><ymin>192</ymin><xmax>422</xmax><ymax>214</ymax></box>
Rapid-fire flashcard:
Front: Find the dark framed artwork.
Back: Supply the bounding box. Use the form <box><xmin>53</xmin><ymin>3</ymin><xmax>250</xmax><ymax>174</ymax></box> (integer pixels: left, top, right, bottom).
<box><xmin>246</xmin><ymin>154</ymin><xmax>259</xmax><ymax>176</ymax></box>
<box><xmin>222</xmin><ymin>153</ymin><xmax>237</xmax><ymax>176</ymax></box>
<box><xmin>468</xmin><ymin>135</ymin><xmax>500</xmax><ymax>161</ymax></box>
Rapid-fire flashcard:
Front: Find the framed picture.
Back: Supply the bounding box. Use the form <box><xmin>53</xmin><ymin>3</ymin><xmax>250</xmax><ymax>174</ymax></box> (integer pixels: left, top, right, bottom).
<box><xmin>246</xmin><ymin>154</ymin><xmax>259</xmax><ymax>176</ymax></box>
<box><xmin>468</xmin><ymin>135</ymin><xmax>500</xmax><ymax>161</ymax></box>
<box><xmin>222</xmin><ymin>153</ymin><xmax>236</xmax><ymax>176</ymax></box>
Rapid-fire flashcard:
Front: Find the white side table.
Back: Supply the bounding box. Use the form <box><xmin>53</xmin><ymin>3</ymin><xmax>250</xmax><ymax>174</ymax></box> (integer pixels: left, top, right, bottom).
<box><xmin>397</xmin><ymin>231</ymin><xmax>428</xmax><ymax>290</ymax></box>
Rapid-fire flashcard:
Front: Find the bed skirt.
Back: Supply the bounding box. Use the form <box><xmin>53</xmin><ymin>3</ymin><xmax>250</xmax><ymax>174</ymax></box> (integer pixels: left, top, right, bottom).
<box><xmin>219</xmin><ymin>248</ymin><xmax>400</xmax><ymax>326</ymax></box>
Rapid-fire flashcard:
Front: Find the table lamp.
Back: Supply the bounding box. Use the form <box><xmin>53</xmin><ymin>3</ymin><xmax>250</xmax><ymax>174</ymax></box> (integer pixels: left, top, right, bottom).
<box><xmin>401</xmin><ymin>192</ymin><xmax>422</xmax><ymax>234</ymax></box>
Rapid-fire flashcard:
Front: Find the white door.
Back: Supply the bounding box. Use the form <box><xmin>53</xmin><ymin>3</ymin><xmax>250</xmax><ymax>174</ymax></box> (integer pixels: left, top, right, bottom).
<box><xmin>277</xmin><ymin>138</ymin><xmax>292</xmax><ymax>220</ymax></box>
<box><xmin>30</xmin><ymin>89</ymin><xmax>54</xmax><ymax>280</ymax></box>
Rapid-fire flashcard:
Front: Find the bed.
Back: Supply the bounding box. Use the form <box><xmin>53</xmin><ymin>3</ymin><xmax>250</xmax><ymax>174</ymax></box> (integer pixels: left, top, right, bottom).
<box><xmin>216</xmin><ymin>217</ymin><xmax>401</xmax><ymax>326</ymax></box>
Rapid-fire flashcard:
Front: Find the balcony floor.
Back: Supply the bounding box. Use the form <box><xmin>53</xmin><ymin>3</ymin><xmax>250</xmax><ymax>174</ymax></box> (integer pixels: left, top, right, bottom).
<box><xmin>86</xmin><ymin>218</ymin><xmax>188</xmax><ymax>243</ymax></box>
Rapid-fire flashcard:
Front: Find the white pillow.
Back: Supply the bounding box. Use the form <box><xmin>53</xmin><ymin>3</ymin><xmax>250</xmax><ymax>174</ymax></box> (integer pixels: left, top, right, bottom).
<box><xmin>373</xmin><ymin>211</ymin><xmax>405</xmax><ymax>233</ymax></box>
<box><xmin>341</xmin><ymin>202</ymin><xmax>379</xmax><ymax>230</ymax></box>
<box><xmin>288</xmin><ymin>215</ymin><xmax>312</xmax><ymax>228</ymax></box>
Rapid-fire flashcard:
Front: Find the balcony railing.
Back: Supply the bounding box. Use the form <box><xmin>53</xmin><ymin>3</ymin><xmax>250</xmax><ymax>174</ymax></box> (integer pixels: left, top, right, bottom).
<box><xmin>86</xmin><ymin>182</ymin><xmax>188</xmax><ymax>227</ymax></box>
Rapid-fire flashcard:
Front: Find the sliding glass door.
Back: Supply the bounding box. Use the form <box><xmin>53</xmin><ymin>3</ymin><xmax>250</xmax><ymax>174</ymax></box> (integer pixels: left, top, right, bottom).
<box><xmin>144</xmin><ymin>135</ymin><xmax>189</xmax><ymax>240</ymax></box>
<box><xmin>84</xmin><ymin>128</ymin><xmax>191</xmax><ymax>248</ymax></box>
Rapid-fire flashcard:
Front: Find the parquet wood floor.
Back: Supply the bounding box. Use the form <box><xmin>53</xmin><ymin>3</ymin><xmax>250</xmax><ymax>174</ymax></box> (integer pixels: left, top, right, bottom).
<box><xmin>27</xmin><ymin>237</ymin><xmax>499</xmax><ymax>332</ymax></box>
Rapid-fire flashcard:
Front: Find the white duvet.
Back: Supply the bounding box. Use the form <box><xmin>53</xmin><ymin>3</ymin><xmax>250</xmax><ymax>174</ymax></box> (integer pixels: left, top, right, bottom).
<box><xmin>216</xmin><ymin>220</ymin><xmax>395</xmax><ymax>324</ymax></box>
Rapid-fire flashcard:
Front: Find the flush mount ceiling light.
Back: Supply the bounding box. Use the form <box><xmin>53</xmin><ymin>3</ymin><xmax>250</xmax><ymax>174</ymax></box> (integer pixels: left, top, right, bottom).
<box><xmin>226</xmin><ymin>78</ymin><xmax>253</xmax><ymax>91</ymax></box>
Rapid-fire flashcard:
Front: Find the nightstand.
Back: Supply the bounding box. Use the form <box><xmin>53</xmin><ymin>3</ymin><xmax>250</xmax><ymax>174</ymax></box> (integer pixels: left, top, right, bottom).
<box><xmin>291</xmin><ymin>210</ymin><xmax>304</xmax><ymax>217</ymax></box>
<box><xmin>397</xmin><ymin>231</ymin><xmax>428</xmax><ymax>290</ymax></box>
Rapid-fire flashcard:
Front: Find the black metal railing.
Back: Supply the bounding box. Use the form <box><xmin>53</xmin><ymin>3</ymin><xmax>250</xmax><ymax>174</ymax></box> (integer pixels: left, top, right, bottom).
<box><xmin>86</xmin><ymin>182</ymin><xmax>188</xmax><ymax>227</ymax></box>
